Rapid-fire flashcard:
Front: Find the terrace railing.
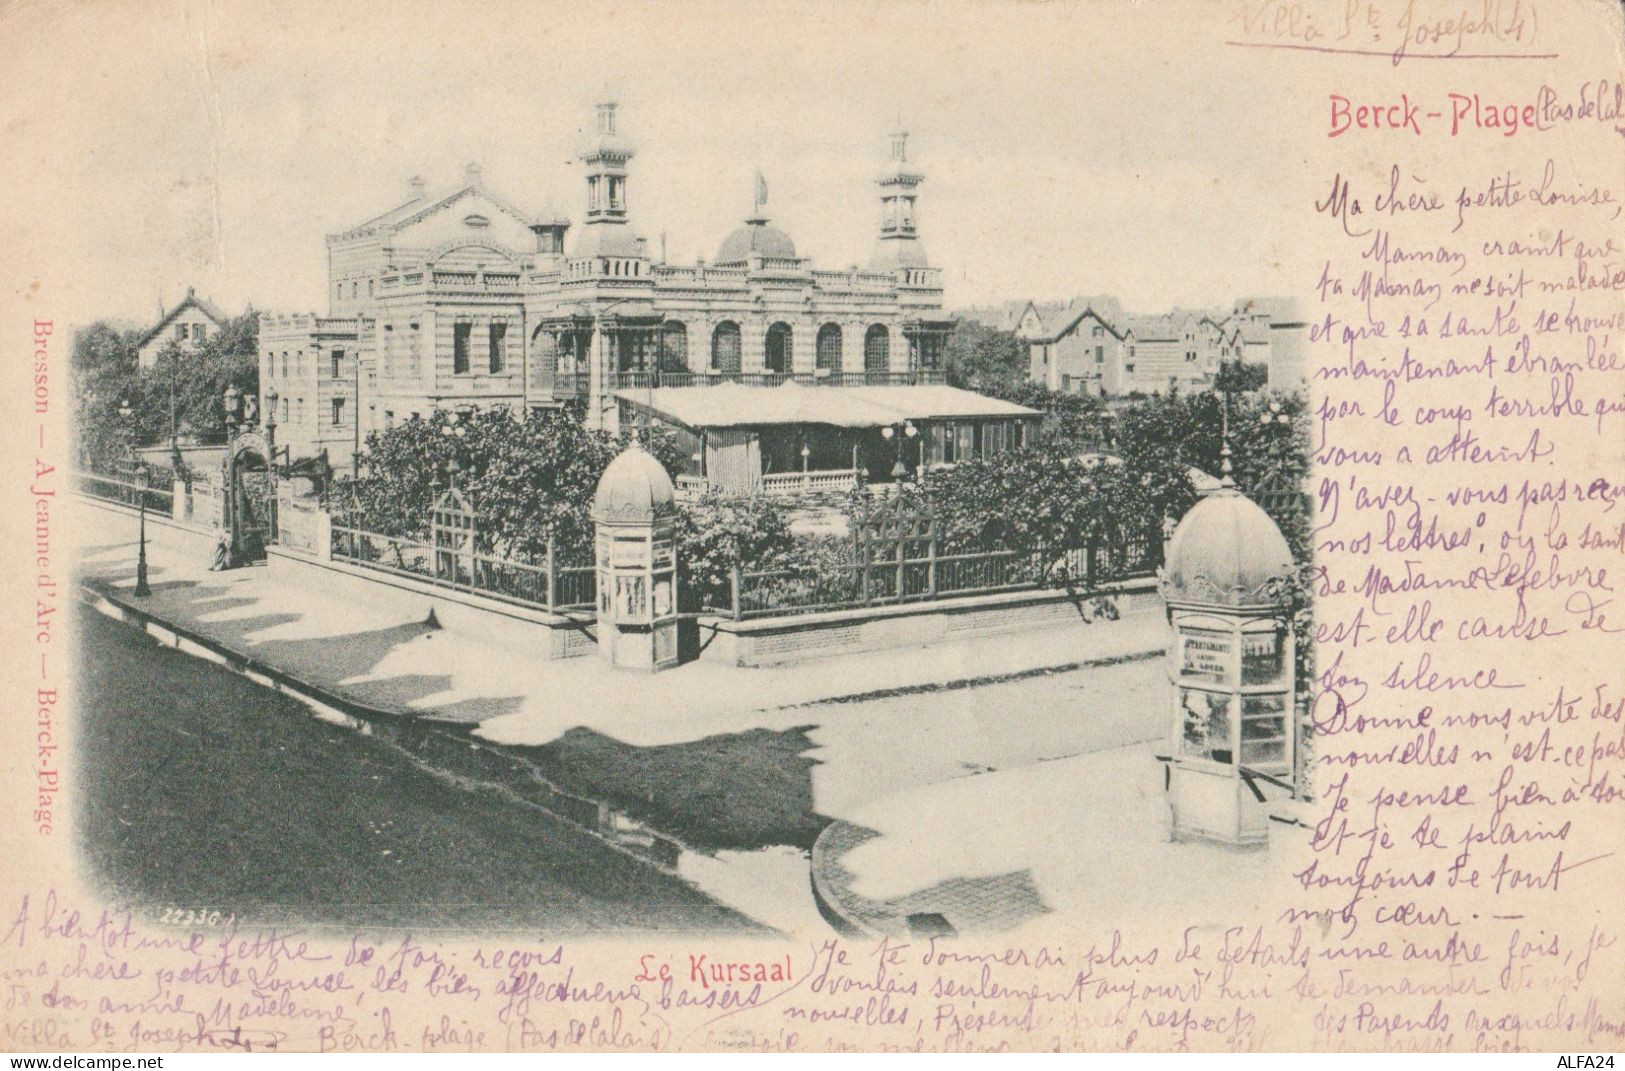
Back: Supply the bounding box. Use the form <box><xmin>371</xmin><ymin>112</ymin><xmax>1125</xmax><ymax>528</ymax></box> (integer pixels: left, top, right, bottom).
<box><xmin>759</xmin><ymin>469</ymin><xmax>859</xmax><ymax>497</ymax></box>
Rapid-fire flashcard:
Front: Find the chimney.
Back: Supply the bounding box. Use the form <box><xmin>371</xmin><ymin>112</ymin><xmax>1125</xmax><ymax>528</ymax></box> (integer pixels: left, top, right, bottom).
<box><xmin>408</xmin><ymin>175</ymin><xmax>426</xmax><ymax>200</ymax></box>
<box><xmin>463</xmin><ymin>162</ymin><xmax>483</xmax><ymax>185</ymax></box>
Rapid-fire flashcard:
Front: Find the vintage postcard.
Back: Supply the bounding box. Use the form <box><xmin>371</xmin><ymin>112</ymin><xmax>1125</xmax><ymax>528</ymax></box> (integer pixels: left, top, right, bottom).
<box><xmin>1</xmin><ymin>0</ymin><xmax>1622</xmax><ymax>1055</ymax></box>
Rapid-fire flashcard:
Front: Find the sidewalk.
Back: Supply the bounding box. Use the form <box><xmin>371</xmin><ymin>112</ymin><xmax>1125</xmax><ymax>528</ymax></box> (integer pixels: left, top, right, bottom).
<box><xmin>811</xmin><ymin>743</ymin><xmax>1311</xmax><ymax>938</ymax></box>
<box><xmin>74</xmin><ymin>499</ymin><xmax>1177</xmax><ymax>934</ymax></box>
<box><xmin>75</xmin><ymin>500</ymin><xmax>1167</xmax><ymax>729</ymax></box>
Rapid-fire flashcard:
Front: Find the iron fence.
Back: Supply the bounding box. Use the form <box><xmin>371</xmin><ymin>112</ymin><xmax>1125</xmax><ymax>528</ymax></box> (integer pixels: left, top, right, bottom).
<box><xmin>329</xmin><ymin>518</ymin><xmax>595</xmax><ymax>613</ymax></box>
<box><xmin>721</xmin><ymin>531</ymin><xmax>1160</xmax><ymax>620</ymax></box>
<box><xmin>73</xmin><ymin>470</ymin><xmax>174</xmax><ymax>515</ymax></box>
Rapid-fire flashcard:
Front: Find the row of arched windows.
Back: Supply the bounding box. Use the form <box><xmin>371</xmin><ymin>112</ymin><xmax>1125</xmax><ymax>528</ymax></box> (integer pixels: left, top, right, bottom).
<box><xmin>702</xmin><ymin>321</ymin><xmax>891</xmax><ymax>374</ymax></box>
<box><xmin>536</xmin><ymin>321</ymin><xmax>894</xmax><ymax>375</ymax></box>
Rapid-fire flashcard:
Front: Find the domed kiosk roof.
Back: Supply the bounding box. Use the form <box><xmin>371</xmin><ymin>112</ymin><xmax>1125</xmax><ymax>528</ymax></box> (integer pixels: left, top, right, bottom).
<box><xmin>592</xmin><ymin>443</ymin><xmax>677</xmax><ymax>524</ymax></box>
<box><xmin>715</xmin><ymin>217</ymin><xmax>797</xmax><ymax>264</ymax></box>
<box><xmin>1160</xmin><ymin>479</ymin><xmax>1294</xmax><ymax>610</ymax></box>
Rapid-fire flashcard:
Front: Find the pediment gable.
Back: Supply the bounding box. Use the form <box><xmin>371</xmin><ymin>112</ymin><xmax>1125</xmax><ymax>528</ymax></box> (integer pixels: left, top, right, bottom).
<box><xmin>388</xmin><ymin>188</ymin><xmax>539</xmax><ymax>256</ymax></box>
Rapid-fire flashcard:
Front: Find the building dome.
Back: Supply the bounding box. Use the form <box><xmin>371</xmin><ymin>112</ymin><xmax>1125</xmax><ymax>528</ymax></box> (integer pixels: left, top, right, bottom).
<box><xmin>1160</xmin><ymin>484</ymin><xmax>1294</xmax><ymax>609</ymax></box>
<box><xmin>592</xmin><ymin>443</ymin><xmax>677</xmax><ymax>524</ymax></box>
<box><xmin>715</xmin><ymin>218</ymin><xmax>797</xmax><ymax>264</ymax></box>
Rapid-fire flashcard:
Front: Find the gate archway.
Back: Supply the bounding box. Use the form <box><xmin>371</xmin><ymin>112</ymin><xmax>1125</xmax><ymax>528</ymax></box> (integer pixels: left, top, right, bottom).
<box><xmin>220</xmin><ymin>431</ymin><xmax>276</xmax><ymax>565</ymax></box>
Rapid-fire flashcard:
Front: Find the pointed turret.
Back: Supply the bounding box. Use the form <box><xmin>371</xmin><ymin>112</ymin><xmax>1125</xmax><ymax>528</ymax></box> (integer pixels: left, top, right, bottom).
<box><xmin>867</xmin><ymin>123</ymin><xmax>928</xmax><ymax>270</ymax></box>
<box><xmin>574</xmin><ymin>96</ymin><xmax>643</xmax><ymax>258</ymax></box>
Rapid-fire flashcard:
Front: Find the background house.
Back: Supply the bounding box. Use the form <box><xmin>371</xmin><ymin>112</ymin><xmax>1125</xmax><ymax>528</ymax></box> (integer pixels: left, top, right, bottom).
<box><xmin>135</xmin><ymin>288</ymin><xmax>228</xmax><ymax>369</ymax></box>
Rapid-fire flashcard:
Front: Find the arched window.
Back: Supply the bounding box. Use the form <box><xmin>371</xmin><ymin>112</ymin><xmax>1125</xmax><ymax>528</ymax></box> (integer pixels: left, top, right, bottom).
<box><xmin>712</xmin><ymin>321</ymin><xmax>742</xmax><ymax>373</ymax></box>
<box><xmin>659</xmin><ymin>322</ymin><xmax>688</xmax><ymax>371</ymax></box>
<box><xmin>816</xmin><ymin>323</ymin><xmax>843</xmax><ymax>372</ymax></box>
<box><xmin>765</xmin><ymin>322</ymin><xmax>792</xmax><ymax>374</ymax></box>
<box><xmin>864</xmin><ymin>324</ymin><xmax>890</xmax><ymax>374</ymax></box>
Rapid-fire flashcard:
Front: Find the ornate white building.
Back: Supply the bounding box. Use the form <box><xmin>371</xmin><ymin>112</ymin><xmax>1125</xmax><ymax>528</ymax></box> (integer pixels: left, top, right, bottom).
<box><xmin>260</xmin><ymin>98</ymin><xmax>970</xmax><ymax>469</ymax></box>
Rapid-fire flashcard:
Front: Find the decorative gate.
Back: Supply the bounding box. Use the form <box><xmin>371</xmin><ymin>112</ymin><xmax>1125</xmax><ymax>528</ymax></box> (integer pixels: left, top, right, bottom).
<box><xmin>854</xmin><ymin>495</ymin><xmax>939</xmax><ymax>603</ymax></box>
<box><xmin>432</xmin><ymin>488</ymin><xmax>476</xmax><ymax>586</ymax></box>
<box><xmin>220</xmin><ymin>431</ymin><xmax>276</xmax><ymax>564</ymax></box>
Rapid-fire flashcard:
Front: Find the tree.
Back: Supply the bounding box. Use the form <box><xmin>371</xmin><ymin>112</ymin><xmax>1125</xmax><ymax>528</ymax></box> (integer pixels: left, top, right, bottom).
<box><xmin>72</xmin><ymin>321</ymin><xmax>139</xmax><ymax>380</ymax></box>
<box><xmin>1215</xmin><ymin>359</ymin><xmax>1269</xmax><ymax>394</ymax></box>
<box><xmin>915</xmin><ymin>445</ymin><xmax>1190</xmax><ymax>562</ymax></box>
<box><xmin>152</xmin><ymin>309</ymin><xmax>259</xmax><ymax>444</ymax></box>
<box><xmin>464</xmin><ymin>408</ymin><xmax>629</xmax><ymax>560</ymax></box>
<box><xmin>71</xmin><ymin>322</ymin><xmax>153</xmax><ymax>472</ymax></box>
<box><xmin>340</xmin><ymin>406</ymin><xmax>684</xmax><ymax>562</ymax></box>
<box><xmin>992</xmin><ymin>381</ymin><xmax>1110</xmax><ymax>453</ymax></box>
<box><xmin>942</xmin><ymin>319</ymin><xmax>1028</xmax><ymax>395</ymax></box>
<box><xmin>71</xmin><ymin>311</ymin><xmax>260</xmax><ymax>472</ymax></box>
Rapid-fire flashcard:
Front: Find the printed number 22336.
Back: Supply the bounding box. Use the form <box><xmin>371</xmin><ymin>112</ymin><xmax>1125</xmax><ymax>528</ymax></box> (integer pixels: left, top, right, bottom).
<box><xmin>160</xmin><ymin>907</ymin><xmax>236</xmax><ymax>927</ymax></box>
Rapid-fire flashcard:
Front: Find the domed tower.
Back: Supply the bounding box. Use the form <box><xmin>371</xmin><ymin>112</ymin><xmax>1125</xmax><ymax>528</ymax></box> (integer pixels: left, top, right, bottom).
<box><xmin>867</xmin><ymin>124</ymin><xmax>928</xmax><ymax>270</ymax></box>
<box><xmin>714</xmin><ymin>171</ymin><xmax>799</xmax><ymax>265</ymax></box>
<box><xmin>529</xmin><ymin>198</ymin><xmax>571</xmax><ymax>266</ymax></box>
<box><xmin>573</xmin><ymin>97</ymin><xmax>644</xmax><ymax>260</ymax></box>
<box><xmin>591</xmin><ymin>442</ymin><xmax>680</xmax><ymax>671</ymax></box>
<box><xmin>1158</xmin><ymin>446</ymin><xmax>1297</xmax><ymax>846</ymax></box>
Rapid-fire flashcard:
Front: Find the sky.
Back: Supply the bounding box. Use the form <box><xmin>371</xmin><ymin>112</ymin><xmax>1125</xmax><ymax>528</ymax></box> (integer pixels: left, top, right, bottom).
<box><xmin>3</xmin><ymin>0</ymin><xmax>1311</xmax><ymax>327</ymax></box>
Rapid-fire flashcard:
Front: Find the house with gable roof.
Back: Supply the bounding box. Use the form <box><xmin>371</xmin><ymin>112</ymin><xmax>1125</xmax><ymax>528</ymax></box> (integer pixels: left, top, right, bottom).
<box><xmin>136</xmin><ymin>288</ymin><xmax>229</xmax><ymax>370</ymax></box>
<box><xmin>1025</xmin><ymin>303</ymin><xmax>1129</xmax><ymax>396</ymax></box>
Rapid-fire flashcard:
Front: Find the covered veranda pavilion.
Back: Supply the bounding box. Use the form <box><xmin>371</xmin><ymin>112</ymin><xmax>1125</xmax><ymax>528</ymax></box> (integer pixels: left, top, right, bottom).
<box><xmin>615</xmin><ymin>380</ymin><xmax>1041</xmax><ymax>497</ymax></box>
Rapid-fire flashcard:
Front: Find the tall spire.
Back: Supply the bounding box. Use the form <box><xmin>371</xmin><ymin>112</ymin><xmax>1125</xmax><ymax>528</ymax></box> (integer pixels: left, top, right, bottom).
<box><xmin>867</xmin><ymin>121</ymin><xmax>928</xmax><ymax>270</ymax></box>
<box><xmin>889</xmin><ymin>123</ymin><xmax>909</xmax><ymax>164</ymax></box>
<box><xmin>580</xmin><ymin>95</ymin><xmax>634</xmax><ymax>225</ymax></box>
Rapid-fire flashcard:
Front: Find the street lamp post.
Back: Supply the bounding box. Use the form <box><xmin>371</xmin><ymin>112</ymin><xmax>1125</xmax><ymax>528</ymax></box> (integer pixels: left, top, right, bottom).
<box><xmin>168</xmin><ymin>345</ymin><xmax>183</xmax><ymax>475</ymax></box>
<box><xmin>264</xmin><ymin>389</ymin><xmax>279</xmax><ymax>464</ymax></box>
<box><xmin>441</xmin><ymin>411</ymin><xmax>468</xmax><ymax>491</ymax></box>
<box><xmin>882</xmin><ymin>420</ymin><xmax>919</xmax><ymax>482</ymax></box>
<box><xmin>352</xmin><ymin>351</ymin><xmax>363</xmax><ymax>478</ymax></box>
<box><xmin>224</xmin><ymin>386</ymin><xmax>242</xmax><ymax>439</ymax></box>
<box><xmin>119</xmin><ymin>400</ymin><xmax>151</xmax><ymax>598</ymax></box>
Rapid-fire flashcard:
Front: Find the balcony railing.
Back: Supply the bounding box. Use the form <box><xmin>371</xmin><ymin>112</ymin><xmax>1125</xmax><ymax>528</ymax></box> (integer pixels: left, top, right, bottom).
<box><xmin>609</xmin><ymin>369</ymin><xmax>944</xmax><ymax>391</ymax></box>
<box><xmin>547</xmin><ymin>371</ymin><xmax>592</xmax><ymax>398</ymax></box>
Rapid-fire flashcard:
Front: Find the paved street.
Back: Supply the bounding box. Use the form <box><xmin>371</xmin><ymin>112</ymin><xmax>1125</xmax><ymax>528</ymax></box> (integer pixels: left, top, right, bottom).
<box><xmin>74</xmin><ymin>607</ymin><xmax>765</xmax><ymax>935</ymax></box>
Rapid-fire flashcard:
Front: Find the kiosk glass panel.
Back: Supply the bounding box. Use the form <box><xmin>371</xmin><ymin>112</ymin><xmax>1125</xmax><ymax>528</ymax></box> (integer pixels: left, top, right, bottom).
<box><xmin>1179</xmin><ymin>688</ymin><xmax>1233</xmax><ymax>764</ymax></box>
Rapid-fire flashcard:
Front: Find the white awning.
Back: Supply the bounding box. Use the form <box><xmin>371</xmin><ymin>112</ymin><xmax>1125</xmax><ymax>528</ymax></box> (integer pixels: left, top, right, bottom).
<box><xmin>616</xmin><ymin>381</ymin><xmax>1039</xmax><ymax>430</ymax></box>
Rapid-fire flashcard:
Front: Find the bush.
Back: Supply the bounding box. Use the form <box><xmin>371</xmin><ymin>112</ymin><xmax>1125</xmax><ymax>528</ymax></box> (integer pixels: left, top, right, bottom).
<box><xmin>673</xmin><ymin>492</ymin><xmax>796</xmax><ymax>611</ymax></box>
<box><xmin>339</xmin><ymin>407</ymin><xmax>684</xmax><ymax>563</ymax></box>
